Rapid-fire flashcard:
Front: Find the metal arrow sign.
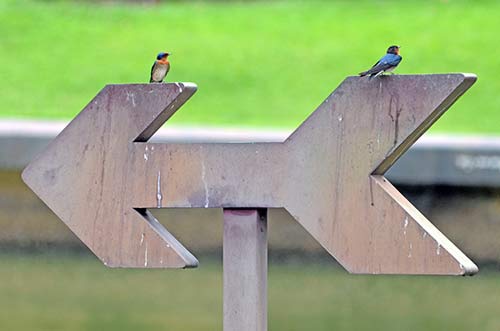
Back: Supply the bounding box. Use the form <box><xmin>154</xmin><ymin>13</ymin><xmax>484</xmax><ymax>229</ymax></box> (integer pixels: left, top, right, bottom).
<box><xmin>22</xmin><ymin>74</ymin><xmax>478</xmax><ymax>275</ymax></box>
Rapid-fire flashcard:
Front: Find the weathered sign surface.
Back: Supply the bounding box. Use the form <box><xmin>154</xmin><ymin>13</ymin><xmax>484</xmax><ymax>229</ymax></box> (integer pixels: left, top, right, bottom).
<box><xmin>22</xmin><ymin>75</ymin><xmax>478</xmax><ymax>275</ymax></box>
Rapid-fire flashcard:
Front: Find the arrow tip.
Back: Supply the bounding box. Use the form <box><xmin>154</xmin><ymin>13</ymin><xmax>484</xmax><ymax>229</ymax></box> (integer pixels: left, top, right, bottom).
<box><xmin>21</xmin><ymin>82</ymin><xmax>201</xmax><ymax>269</ymax></box>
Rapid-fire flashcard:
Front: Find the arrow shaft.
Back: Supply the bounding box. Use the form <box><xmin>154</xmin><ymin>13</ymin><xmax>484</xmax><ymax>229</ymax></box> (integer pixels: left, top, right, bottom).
<box><xmin>130</xmin><ymin>142</ymin><xmax>287</xmax><ymax>208</ymax></box>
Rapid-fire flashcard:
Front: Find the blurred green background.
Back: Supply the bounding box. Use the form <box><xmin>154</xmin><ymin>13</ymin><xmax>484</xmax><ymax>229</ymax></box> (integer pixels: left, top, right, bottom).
<box><xmin>2</xmin><ymin>252</ymin><xmax>500</xmax><ymax>331</ymax></box>
<box><xmin>1</xmin><ymin>0</ymin><xmax>499</xmax><ymax>132</ymax></box>
<box><xmin>1</xmin><ymin>1</ymin><xmax>500</xmax><ymax>330</ymax></box>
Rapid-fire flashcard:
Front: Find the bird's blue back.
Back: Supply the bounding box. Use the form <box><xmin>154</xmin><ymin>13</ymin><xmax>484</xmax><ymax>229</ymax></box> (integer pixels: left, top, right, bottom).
<box><xmin>378</xmin><ymin>53</ymin><xmax>402</xmax><ymax>66</ymax></box>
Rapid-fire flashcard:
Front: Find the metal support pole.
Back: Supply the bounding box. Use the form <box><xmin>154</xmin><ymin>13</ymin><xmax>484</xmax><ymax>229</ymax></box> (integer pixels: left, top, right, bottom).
<box><xmin>223</xmin><ymin>209</ymin><xmax>267</xmax><ymax>331</ymax></box>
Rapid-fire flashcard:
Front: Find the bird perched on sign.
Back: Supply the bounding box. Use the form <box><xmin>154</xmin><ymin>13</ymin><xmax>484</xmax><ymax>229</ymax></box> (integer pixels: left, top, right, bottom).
<box><xmin>359</xmin><ymin>45</ymin><xmax>402</xmax><ymax>79</ymax></box>
<box><xmin>150</xmin><ymin>52</ymin><xmax>171</xmax><ymax>83</ymax></box>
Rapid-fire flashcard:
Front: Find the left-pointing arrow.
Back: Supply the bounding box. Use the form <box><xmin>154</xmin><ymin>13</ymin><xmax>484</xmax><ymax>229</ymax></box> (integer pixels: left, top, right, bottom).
<box><xmin>22</xmin><ymin>83</ymin><xmax>199</xmax><ymax>268</ymax></box>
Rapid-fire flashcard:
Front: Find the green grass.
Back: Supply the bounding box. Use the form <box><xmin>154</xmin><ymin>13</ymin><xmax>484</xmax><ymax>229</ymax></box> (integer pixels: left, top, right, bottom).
<box><xmin>1</xmin><ymin>252</ymin><xmax>500</xmax><ymax>331</ymax></box>
<box><xmin>1</xmin><ymin>0</ymin><xmax>499</xmax><ymax>133</ymax></box>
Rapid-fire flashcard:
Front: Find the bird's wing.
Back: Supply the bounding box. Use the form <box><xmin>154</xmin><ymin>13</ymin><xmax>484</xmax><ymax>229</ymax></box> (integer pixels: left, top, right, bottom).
<box><xmin>149</xmin><ymin>61</ymin><xmax>157</xmax><ymax>82</ymax></box>
<box><xmin>361</xmin><ymin>62</ymin><xmax>395</xmax><ymax>76</ymax></box>
<box><xmin>360</xmin><ymin>54</ymin><xmax>402</xmax><ymax>76</ymax></box>
<box><xmin>382</xmin><ymin>54</ymin><xmax>402</xmax><ymax>66</ymax></box>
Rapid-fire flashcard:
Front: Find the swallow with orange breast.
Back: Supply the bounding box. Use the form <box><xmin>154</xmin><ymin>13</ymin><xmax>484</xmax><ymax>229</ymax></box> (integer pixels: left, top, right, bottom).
<box><xmin>359</xmin><ymin>45</ymin><xmax>402</xmax><ymax>79</ymax></box>
<box><xmin>150</xmin><ymin>52</ymin><xmax>171</xmax><ymax>83</ymax></box>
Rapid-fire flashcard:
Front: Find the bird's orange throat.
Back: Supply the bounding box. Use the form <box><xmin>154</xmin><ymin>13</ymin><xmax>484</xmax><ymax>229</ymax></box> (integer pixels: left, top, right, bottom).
<box><xmin>158</xmin><ymin>59</ymin><xmax>170</xmax><ymax>65</ymax></box>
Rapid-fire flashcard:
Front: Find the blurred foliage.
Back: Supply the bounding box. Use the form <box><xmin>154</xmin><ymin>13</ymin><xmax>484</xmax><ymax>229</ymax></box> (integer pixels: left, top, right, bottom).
<box><xmin>0</xmin><ymin>0</ymin><xmax>498</xmax><ymax>132</ymax></box>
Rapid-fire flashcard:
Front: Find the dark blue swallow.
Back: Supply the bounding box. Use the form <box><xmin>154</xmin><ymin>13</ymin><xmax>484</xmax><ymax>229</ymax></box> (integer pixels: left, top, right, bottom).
<box><xmin>150</xmin><ymin>52</ymin><xmax>171</xmax><ymax>83</ymax></box>
<box><xmin>359</xmin><ymin>45</ymin><xmax>402</xmax><ymax>79</ymax></box>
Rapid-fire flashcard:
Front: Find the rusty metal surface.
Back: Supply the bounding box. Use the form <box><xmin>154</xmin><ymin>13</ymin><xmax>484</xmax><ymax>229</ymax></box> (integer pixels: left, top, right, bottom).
<box><xmin>22</xmin><ymin>75</ymin><xmax>478</xmax><ymax>274</ymax></box>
